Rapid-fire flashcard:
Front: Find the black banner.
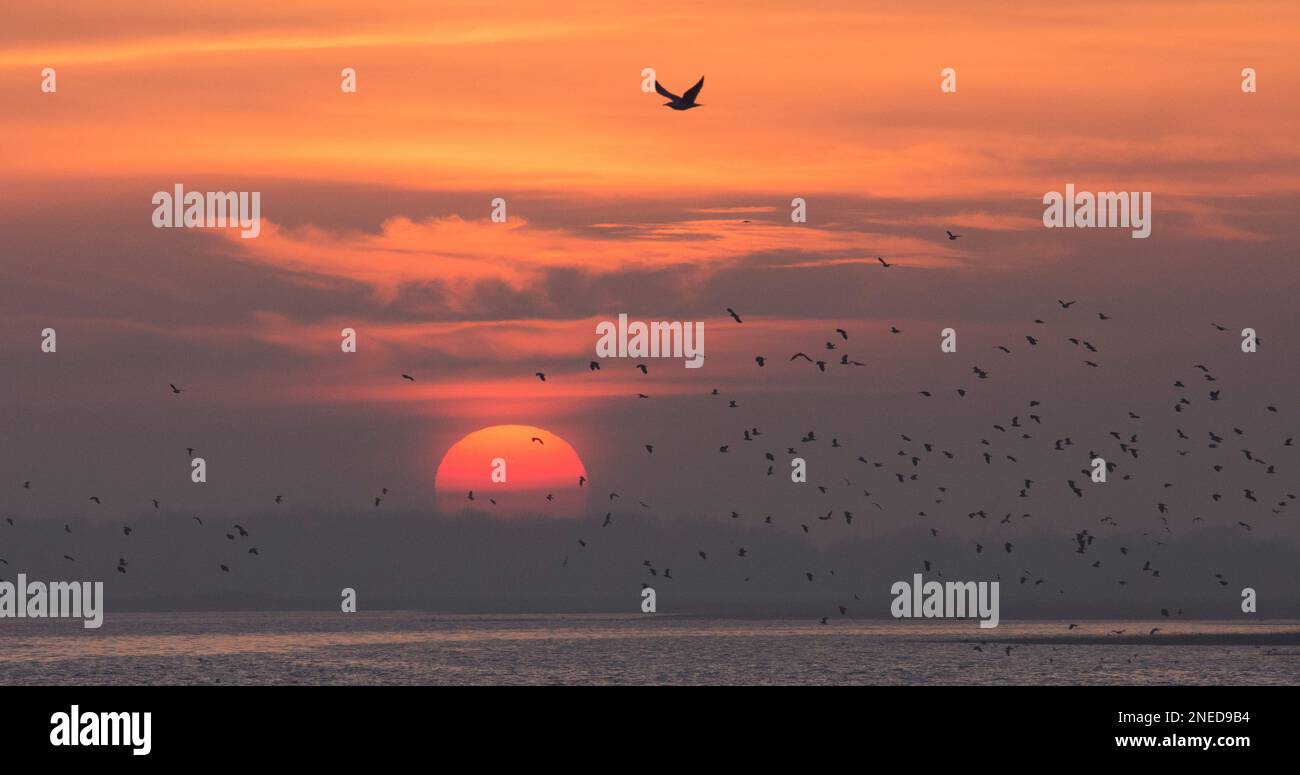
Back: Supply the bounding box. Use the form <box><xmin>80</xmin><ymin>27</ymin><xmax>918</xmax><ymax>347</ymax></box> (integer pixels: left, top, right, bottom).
<box><xmin>0</xmin><ymin>686</ymin><xmax>1277</xmax><ymax>762</ymax></box>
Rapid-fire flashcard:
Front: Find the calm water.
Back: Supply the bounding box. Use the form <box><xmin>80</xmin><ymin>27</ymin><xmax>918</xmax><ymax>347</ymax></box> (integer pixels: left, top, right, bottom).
<box><xmin>1</xmin><ymin>612</ymin><xmax>1297</xmax><ymax>685</ymax></box>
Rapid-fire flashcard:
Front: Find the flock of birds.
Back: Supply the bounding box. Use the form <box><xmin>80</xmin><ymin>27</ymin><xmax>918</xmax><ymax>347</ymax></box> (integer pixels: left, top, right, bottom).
<box><xmin>398</xmin><ymin>226</ymin><xmax>1291</xmax><ymax>642</ymax></box>
<box><xmin>2</xmin><ymin>481</ymin><xmax>263</xmax><ymax>576</ymax></box>
<box><xmin>3</xmin><ymin>75</ymin><xmax>1294</xmax><ymax>651</ymax></box>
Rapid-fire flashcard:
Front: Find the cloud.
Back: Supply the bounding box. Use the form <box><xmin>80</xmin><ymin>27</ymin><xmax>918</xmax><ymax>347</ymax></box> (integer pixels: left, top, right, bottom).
<box><xmin>222</xmin><ymin>214</ymin><xmax>917</xmax><ymax>302</ymax></box>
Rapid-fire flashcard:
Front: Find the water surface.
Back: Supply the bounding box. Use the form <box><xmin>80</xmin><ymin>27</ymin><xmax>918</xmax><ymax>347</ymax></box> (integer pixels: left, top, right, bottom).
<box><xmin>1</xmin><ymin>613</ymin><xmax>1296</xmax><ymax>685</ymax></box>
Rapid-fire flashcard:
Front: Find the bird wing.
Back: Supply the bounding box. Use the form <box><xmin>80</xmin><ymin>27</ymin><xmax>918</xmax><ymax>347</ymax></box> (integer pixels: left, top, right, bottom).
<box><xmin>682</xmin><ymin>76</ymin><xmax>705</xmax><ymax>103</ymax></box>
<box><xmin>654</xmin><ymin>80</ymin><xmax>681</xmax><ymax>101</ymax></box>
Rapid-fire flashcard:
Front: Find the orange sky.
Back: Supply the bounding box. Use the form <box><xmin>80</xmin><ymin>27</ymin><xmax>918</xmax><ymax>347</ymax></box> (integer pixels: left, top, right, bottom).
<box><xmin>2</xmin><ymin>0</ymin><xmax>1297</xmax><ymax>432</ymax></box>
<box><xmin>0</xmin><ymin>0</ymin><xmax>1297</xmax><ymax>541</ymax></box>
<box><xmin>3</xmin><ymin>0</ymin><xmax>1297</xmax><ymax>197</ymax></box>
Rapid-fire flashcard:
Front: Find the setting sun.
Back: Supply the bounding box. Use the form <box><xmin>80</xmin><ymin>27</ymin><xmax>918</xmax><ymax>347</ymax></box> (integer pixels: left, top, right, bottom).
<box><xmin>434</xmin><ymin>425</ymin><xmax>589</xmax><ymax>518</ymax></box>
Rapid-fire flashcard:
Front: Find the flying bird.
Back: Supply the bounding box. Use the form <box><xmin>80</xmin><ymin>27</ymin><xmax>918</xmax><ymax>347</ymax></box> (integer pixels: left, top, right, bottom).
<box><xmin>655</xmin><ymin>76</ymin><xmax>705</xmax><ymax>111</ymax></box>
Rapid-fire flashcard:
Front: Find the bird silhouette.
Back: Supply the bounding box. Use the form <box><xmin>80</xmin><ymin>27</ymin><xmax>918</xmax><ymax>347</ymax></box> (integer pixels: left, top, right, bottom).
<box><xmin>655</xmin><ymin>76</ymin><xmax>705</xmax><ymax>110</ymax></box>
